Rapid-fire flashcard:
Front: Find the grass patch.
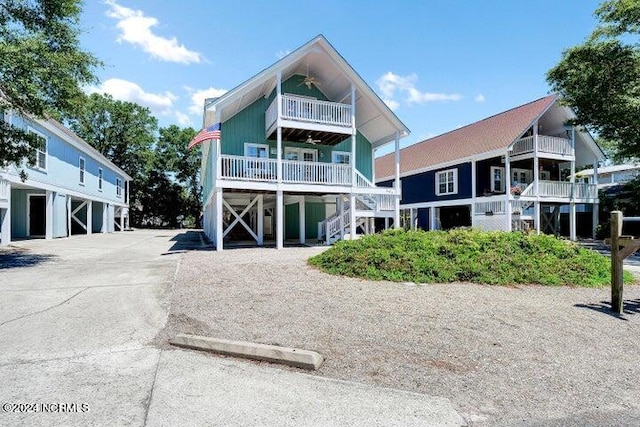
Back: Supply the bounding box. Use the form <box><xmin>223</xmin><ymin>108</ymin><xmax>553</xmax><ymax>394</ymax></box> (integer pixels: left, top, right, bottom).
<box><xmin>308</xmin><ymin>228</ymin><xmax>635</xmax><ymax>287</ymax></box>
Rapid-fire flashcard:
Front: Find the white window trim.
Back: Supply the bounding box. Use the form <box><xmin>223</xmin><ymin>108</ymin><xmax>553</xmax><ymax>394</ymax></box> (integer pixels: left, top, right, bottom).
<box><xmin>79</xmin><ymin>156</ymin><xmax>86</xmax><ymax>185</ymax></box>
<box><xmin>490</xmin><ymin>166</ymin><xmax>505</xmax><ymax>192</ymax></box>
<box><xmin>116</xmin><ymin>177</ymin><xmax>122</xmax><ymax>198</ymax></box>
<box><xmin>27</xmin><ymin>126</ymin><xmax>48</xmax><ymax>172</ymax></box>
<box><xmin>331</xmin><ymin>151</ymin><xmax>351</xmax><ymax>164</ymax></box>
<box><xmin>285</xmin><ymin>147</ymin><xmax>318</xmax><ymax>162</ymax></box>
<box><xmin>98</xmin><ymin>168</ymin><xmax>103</xmax><ymax>191</ymax></box>
<box><xmin>435</xmin><ymin>168</ymin><xmax>458</xmax><ymax>196</ymax></box>
<box><xmin>244</xmin><ymin>143</ymin><xmax>269</xmax><ymax>158</ymax></box>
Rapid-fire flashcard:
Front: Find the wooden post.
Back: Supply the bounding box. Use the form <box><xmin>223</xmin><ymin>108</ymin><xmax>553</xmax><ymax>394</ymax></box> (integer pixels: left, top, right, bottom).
<box><xmin>611</xmin><ymin>211</ymin><xmax>623</xmax><ymax>314</ymax></box>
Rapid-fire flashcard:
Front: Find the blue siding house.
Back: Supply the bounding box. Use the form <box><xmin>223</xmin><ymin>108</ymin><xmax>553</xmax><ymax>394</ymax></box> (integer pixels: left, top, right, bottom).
<box><xmin>376</xmin><ymin>96</ymin><xmax>607</xmax><ymax>240</ymax></box>
<box><xmin>0</xmin><ymin>112</ymin><xmax>132</xmax><ymax>244</ymax></box>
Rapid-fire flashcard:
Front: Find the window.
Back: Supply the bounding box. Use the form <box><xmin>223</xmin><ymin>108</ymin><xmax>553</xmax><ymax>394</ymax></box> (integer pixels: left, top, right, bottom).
<box><xmin>490</xmin><ymin>166</ymin><xmax>505</xmax><ymax>192</ymax></box>
<box><xmin>116</xmin><ymin>178</ymin><xmax>122</xmax><ymax>197</ymax></box>
<box><xmin>285</xmin><ymin>147</ymin><xmax>317</xmax><ymax>162</ymax></box>
<box><xmin>79</xmin><ymin>156</ymin><xmax>86</xmax><ymax>184</ymax></box>
<box><xmin>244</xmin><ymin>143</ymin><xmax>269</xmax><ymax>158</ymax></box>
<box><xmin>332</xmin><ymin>151</ymin><xmax>351</xmax><ymax>165</ymax></box>
<box><xmin>98</xmin><ymin>168</ymin><xmax>103</xmax><ymax>191</ymax></box>
<box><xmin>436</xmin><ymin>168</ymin><xmax>457</xmax><ymax>196</ymax></box>
<box><xmin>28</xmin><ymin>128</ymin><xmax>47</xmax><ymax>171</ymax></box>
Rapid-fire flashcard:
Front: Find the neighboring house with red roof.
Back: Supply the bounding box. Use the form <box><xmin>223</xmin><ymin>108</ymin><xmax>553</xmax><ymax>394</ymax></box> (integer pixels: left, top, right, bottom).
<box><xmin>375</xmin><ymin>95</ymin><xmax>606</xmax><ymax>240</ymax></box>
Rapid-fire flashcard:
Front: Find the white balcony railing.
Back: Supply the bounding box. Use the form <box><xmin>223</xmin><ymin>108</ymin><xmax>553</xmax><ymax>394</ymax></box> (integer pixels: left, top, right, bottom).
<box><xmin>511</xmin><ymin>135</ymin><xmax>572</xmax><ymax>157</ymax></box>
<box><xmin>220</xmin><ymin>155</ymin><xmax>277</xmax><ymax>182</ymax></box>
<box><xmin>528</xmin><ymin>180</ymin><xmax>598</xmax><ymax>199</ymax></box>
<box><xmin>282</xmin><ymin>160</ymin><xmax>351</xmax><ymax>186</ymax></box>
<box><xmin>266</xmin><ymin>94</ymin><xmax>352</xmax><ymax>132</ymax></box>
<box><xmin>220</xmin><ymin>155</ymin><xmax>356</xmax><ymax>186</ymax></box>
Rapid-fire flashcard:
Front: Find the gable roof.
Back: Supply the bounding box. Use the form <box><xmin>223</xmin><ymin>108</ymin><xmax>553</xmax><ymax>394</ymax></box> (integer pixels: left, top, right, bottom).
<box><xmin>375</xmin><ymin>94</ymin><xmax>558</xmax><ymax>181</ymax></box>
<box><xmin>205</xmin><ymin>35</ymin><xmax>409</xmax><ymax>148</ymax></box>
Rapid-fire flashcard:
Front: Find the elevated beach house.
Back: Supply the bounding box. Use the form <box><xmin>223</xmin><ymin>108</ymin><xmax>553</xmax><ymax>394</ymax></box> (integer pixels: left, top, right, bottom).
<box><xmin>199</xmin><ymin>35</ymin><xmax>409</xmax><ymax>250</ymax></box>
<box><xmin>376</xmin><ymin>95</ymin><xmax>606</xmax><ymax>239</ymax></box>
<box><xmin>1</xmin><ymin>112</ymin><xmax>131</xmax><ymax>245</ymax></box>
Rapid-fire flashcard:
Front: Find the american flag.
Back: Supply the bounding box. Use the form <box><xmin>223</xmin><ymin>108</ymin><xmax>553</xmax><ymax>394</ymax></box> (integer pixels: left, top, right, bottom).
<box><xmin>188</xmin><ymin>122</ymin><xmax>221</xmax><ymax>149</ymax></box>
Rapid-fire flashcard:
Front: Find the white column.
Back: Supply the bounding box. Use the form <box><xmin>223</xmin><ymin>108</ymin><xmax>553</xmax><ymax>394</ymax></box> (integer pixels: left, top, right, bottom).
<box><xmin>349</xmin><ymin>194</ymin><xmax>356</xmax><ymax>239</ymax></box>
<box><xmin>67</xmin><ymin>196</ymin><xmax>72</xmax><ymax>237</ymax></box>
<box><xmin>384</xmin><ymin>217</ymin><xmax>389</xmax><ymax>230</ymax></box>
<box><xmin>299</xmin><ymin>196</ymin><xmax>305</xmax><ymax>244</ymax></box>
<box><xmin>535</xmin><ymin>201</ymin><xmax>541</xmax><ymax>234</ymax></box>
<box><xmin>533</xmin><ymin>122</ymin><xmax>540</xmax><ymax>234</ymax></box>
<box><xmin>592</xmin><ymin>160</ymin><xmax>599</xmax><ymax>239</ymax></box>
<box><xmin>430</xmin><ymin>207</ymin><xmax>438</xmax><ymax>230</ymax></box>
<box><xmin>569</xmin><ymin>202</ymin><xmax>577</xmax><ymax>241</ymax></box>
<box><xmin>1</xmin><ymin>186</ymin><xmax>11</xmax><ymax>245</ymax></box>
<box><xmin>257</xmin><ymin>194</ymin><xmax>264</xmax><ymax>246</ymax></box>
<box><xmin>505</xmin><ymin>150</ymin><xmax>511</xmax><ymax>231</ymax></box>
<box><xmin>410</xmin><ymin>208</ymin><xmax>415</xmax><ymax>230</ymax></box>
<box><xmin>102</xmin><ymin>203</ymin><xmax>107</xmax><ymax>233</ymax></box>
<box><xmin>45</xmin><ymin>190</ymin><xmax>53</xmax><ymax>239</ymax></box>
<box><xmin>393</xmin><ymin>131</ymin><xmax>401</xmax><ymax>228</ymax></box>
<box><xmin>276</xmin><ymin>190</ymin><xmax>283</xmax><ymax>249</ymax></box>
<box><xmin>338</xmin><ymin>195</ymin><xmax>345</xmax><ymax>240</ymax></box>
<box><xmin>276</xmin><ymin>71</ymin><xmax>283</xmax><ymax>184</ymax></box>
<box><xmin>119</xmin><ymin>207</ymin><xmax>124</xmax><ymax>232</ymax></box>
<box><xmin>125</xmin><ymin>181</ymin><xmax>130</xmax><ymax>205</ymax></box>
<box><xmin>87</xmin><ymin>200</ymin><xmax>92</xmax><ymax>235</ymax></box>
<box><xmin>351</xmin><ymin>83</ymin><xmax>357</xmax><ymax>185</ymax></box>
<box><xmin>215</xmin><ymin>190</ymin><xmax>223</xmax><ymax>251</ymax></box>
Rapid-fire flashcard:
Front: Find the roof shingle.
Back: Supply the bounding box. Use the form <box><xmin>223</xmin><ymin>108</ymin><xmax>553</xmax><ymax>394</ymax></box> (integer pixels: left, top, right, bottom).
<box><xmin>375</xmin><ymin>94</ymin><xmax>557</xmax><ymax>180</ymax></box>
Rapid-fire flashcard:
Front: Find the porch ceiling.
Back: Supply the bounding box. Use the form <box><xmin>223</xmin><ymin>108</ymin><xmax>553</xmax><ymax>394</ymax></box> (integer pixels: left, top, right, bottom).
<box><xmin>267</xmin><ymin>128</ymin><xmax>346</xmax><ymax>146</ymax></box>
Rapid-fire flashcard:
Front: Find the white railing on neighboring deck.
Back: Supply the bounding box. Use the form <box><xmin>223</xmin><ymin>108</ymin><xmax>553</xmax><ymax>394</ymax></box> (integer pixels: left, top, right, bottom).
<box><xmin>276</xmin><ymin>94</ymin><xmax>352</xmax><ymax>127</ymax></box>
<box><xmin>535</xmin><ymin>180</ymin><xmax>598</xmax><ymax>198</ymax></box>
<box><xmin>282</xmin><ymin>160</ymin><xmax>351</xmax><ymax>185</ymax></box>
<box><xmin>511</xmin><ymin>136</ymin><xmax>534</xmax><ymax>156</ymax></box>
<box><xmin>538</xmin><ymin>136</ymin><xmax>572</xmax><ymax>156</ymax></box>
<box><xmin>511</xmin><ymin>135</ymin><xmax>572</xmax><ymax>157</ymax></box>
<box><xmin>220</xmin><ymin>155</ymin><xmax>277</xmax><ymax>182</ymax></box>
<box><xmin>0</xmin><ymin>178</ymin><xmax>9</xmax><ymax>202</ymax></box>
<box><xmin>475</xmin><ymin>198</ymin><xmax>506</xmax><ymax>215</ymax></box>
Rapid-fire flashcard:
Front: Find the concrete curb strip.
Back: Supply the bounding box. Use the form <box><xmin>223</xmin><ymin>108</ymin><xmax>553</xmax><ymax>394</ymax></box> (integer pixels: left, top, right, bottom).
<box><xmin>170</xmin><ymin>334</ymin><xmax>324</xmax><ymax>370</ymax></box>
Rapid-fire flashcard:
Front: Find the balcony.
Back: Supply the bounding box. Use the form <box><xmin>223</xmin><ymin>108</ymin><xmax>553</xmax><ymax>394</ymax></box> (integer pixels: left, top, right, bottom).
<box><xmin>220</xmin><ymin>155</ymin><xmax>355</xmax><ymax>186</ymax></box>
<box><xmin>511</xmin><ymin>135</ymin><xmax>572</xmax><ymax>157</ymax></box>
<box><xmin>519</xmin><ymin>180</ymin><xmax>598</xmax><ymax>199</ymax></box>
<box><xmin>265</xmin><ymin>94</ymin><xmax>352</xmax><ymax>144</ymax></box>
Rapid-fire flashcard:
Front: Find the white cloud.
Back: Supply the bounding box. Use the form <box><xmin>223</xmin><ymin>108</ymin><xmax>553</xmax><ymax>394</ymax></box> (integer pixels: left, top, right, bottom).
<box><xmin>90</xmin><ymin>78</ymin><xmax>177</xmax><ymax>115</ymax></box>
<box><xmin>175</xmin><ymin>111</ymin><xmax>191</xmax><ymax>126</ymax></box>
<box><xmin>475</xmin><ymin>94</ymin><xmax>486</xmax><ymax>102</ymax></box>
<box><xmin>187</xmin><ymin>86</ymin><xmax>228</xmax><ymax>115</ymax></box>
<box><xmin>105</xmin><ymin>0</ymin><xmax>202</xmax><ymax>64</ymax></box>
<box><xmin>376</xmin><ymin>72</ymin><xmax>462</xmax><ymax>108</ymax></box>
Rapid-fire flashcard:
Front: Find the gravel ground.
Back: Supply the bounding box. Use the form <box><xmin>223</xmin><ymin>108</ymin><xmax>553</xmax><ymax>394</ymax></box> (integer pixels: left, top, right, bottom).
<box><xmin>158</xmin><ymin>244</ymin><xmax>640</xmax><ymax>426</ymax></box>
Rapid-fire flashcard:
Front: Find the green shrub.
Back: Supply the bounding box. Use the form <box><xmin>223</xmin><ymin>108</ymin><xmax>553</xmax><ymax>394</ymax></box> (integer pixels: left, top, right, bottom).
<box><xmin>308</xmin><ymin>228</ymin><xmax>634</xmax><ymax>287</ymax></box>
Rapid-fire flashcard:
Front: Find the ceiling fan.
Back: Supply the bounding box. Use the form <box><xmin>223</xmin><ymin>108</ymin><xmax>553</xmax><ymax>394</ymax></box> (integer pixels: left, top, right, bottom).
<box><xmin>302</xmin><ymin>135</ymin><xmax>321</xmax><ymax>145</ymax></box>
<box><xmin>299</xmin><ymin>64</ymin><xmax>320</xmax><ymax>89</ymax></box>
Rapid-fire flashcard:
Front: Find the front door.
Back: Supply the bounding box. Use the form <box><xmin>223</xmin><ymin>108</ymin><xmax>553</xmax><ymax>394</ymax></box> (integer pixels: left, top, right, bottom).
<box><xmin>28</xmin><ymin>195</ymin><xmax>46</xmax><ymax>237</ymax></box>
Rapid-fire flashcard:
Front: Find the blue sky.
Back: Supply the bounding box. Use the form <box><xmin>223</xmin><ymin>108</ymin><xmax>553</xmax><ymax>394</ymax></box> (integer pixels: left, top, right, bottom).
<box><xmin>79</xmin><ymin>0</ymin><xmax>602</xmax><ymax>155</ymax></box>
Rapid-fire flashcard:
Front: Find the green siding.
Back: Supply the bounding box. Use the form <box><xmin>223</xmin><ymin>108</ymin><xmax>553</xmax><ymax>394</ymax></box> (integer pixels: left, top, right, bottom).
<box><xmin>220</xmin><ymin>74</ymin><xmax>373</xmax><ymax>180</ymax></box>
<box><xmin>285</xmin><ymin>203</ymin><xmax>299</xmax><ymax>240</ymax></box>
<box><xmin>305</xmin><ymin>202</ymin><xmax>325</xmax><ymax>240</ymax></box>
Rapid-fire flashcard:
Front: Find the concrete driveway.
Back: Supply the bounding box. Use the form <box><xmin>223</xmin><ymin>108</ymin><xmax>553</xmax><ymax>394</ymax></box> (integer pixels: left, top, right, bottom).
<box><xmin>0</xmin><ymin>230</ymin><xmax>464</xmax><ymax>427</ymax></box>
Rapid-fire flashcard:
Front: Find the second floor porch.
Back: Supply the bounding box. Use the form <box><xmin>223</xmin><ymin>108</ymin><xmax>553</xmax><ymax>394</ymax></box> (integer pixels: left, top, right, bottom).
<box><xmin>216</xmin><ymin>154</ymin><xmax>395</xmax><ymax>193</ymax></box>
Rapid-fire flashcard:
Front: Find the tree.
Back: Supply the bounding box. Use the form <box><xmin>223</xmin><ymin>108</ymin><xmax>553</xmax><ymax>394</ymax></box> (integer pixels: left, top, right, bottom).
<box><xmin>138</xmin><ymin>126</ymin><xmax>201</xmax><ymax>228</ymax></box>
<box><xmin>0</xmin><ymin>0</ymin><xmax>100</xmax><ymax>169</ymax></box>
<box><xmin>547</xmin><ymin>0</ymin><xmax>640</xmax><ymax>160</ymax></box>
<box><xmin>66</xmin><ymin>93</ymin><xmax>157</xmax><ymax>226</ymax></box>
